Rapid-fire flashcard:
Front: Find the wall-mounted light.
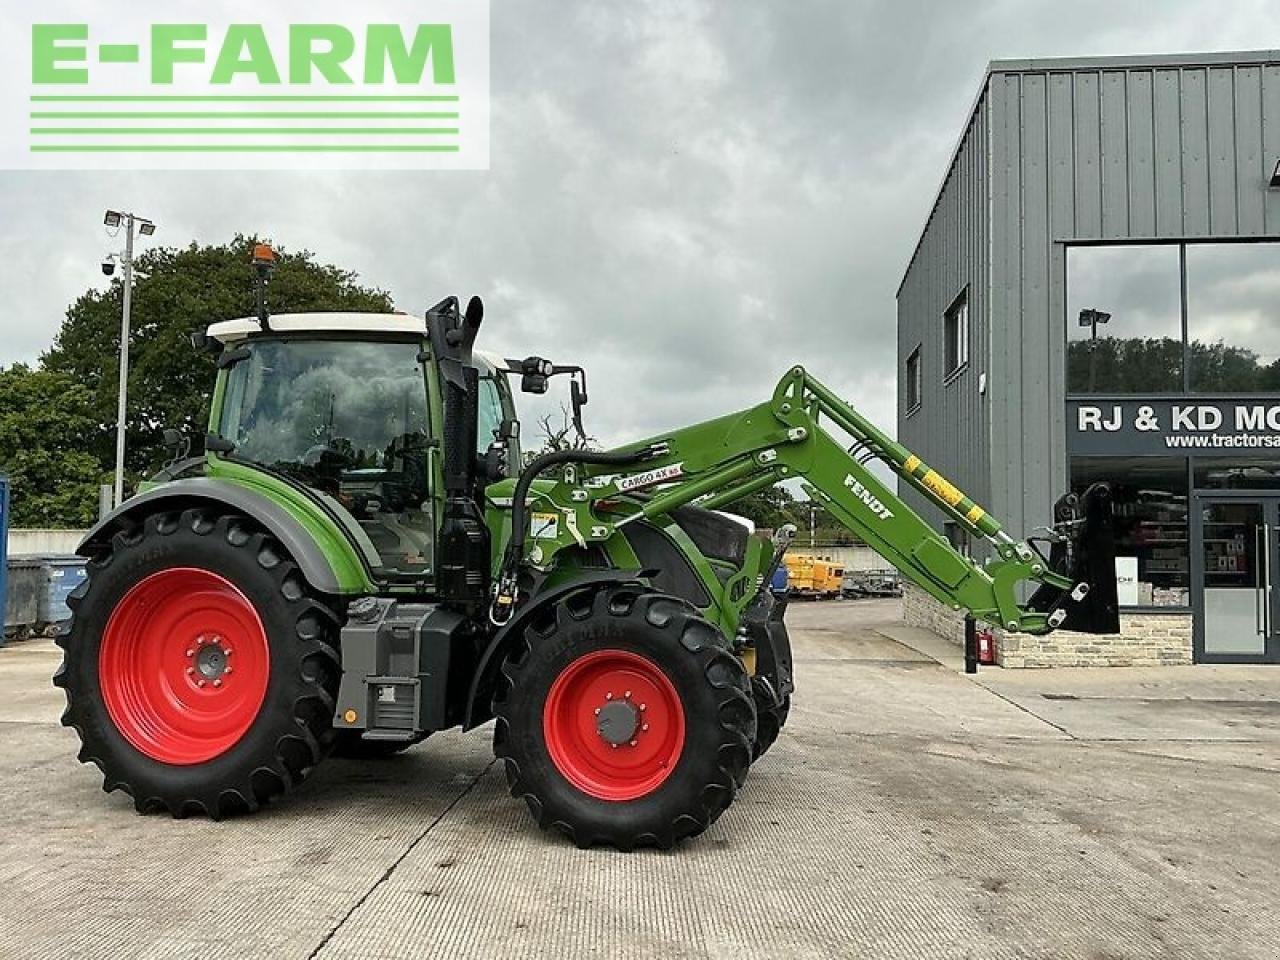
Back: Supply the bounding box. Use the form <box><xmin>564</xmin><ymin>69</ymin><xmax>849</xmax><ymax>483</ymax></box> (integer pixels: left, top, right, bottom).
<box><xmin>1270</xmin><ymin>158</ymin><xmax>1280</xmax><ymax>189</ymax></box>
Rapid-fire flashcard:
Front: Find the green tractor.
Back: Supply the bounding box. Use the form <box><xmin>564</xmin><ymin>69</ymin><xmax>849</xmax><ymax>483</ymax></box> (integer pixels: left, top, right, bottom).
<box><xmin>56</xmin><ymin>260</ymin><xmax>1120</xmax><ymax>849</ymax></box>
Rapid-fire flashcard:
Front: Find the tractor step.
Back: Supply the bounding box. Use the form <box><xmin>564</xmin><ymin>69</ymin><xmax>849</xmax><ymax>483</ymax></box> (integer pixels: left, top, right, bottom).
<box><xmin>358</xmin><ymin>728</ymin><xmax>418</xmax><ymax>743</ymax></box>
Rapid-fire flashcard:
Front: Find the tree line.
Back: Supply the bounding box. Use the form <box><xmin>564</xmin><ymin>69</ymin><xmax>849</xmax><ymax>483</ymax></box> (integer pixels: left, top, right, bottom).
<box><xmin>0</xmin><ymin>235</ymin><xmax>846</xmax><ymax>537</ymax></box>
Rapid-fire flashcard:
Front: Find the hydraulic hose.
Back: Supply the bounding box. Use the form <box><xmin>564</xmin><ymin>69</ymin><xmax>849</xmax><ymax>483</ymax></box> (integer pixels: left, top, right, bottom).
<box><xmin>490</xmin><ymin>443</ymin><xmax>665</xmax><ymax>624</ymax></box>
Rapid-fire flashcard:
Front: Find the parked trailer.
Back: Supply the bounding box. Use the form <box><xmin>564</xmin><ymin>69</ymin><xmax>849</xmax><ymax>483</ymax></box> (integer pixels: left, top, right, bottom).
<box><xmin>841</xmin><ymin>569</ymin><xmax>903</xmax><ymax>599</ymax></box>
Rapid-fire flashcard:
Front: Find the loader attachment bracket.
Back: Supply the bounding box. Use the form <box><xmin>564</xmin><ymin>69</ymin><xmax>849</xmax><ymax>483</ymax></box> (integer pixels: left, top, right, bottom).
<box><xmin>1026</xmin><ymin>483</ymin><xmax>1120</xmax><ymax>635</ymax></box>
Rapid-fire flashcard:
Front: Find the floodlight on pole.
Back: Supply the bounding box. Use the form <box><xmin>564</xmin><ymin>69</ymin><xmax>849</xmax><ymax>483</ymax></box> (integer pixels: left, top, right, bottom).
<box><xmin>1078</xmin><ymin>307</ymin><xmax>1111</xmax><ymax>341</ymax></box>
<box><xmin>105</xmin><ymin>210</ymin><xmax>157</xmax><ymax>508</ymax></box>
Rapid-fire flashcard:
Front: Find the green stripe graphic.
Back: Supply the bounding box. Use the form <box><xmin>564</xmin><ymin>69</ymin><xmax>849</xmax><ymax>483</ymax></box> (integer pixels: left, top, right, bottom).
<box><xmin>32</xmin><ymin>128</ymin><xmax>460</xmax><ymax>136</ymax></box>
<box><xmin>31</xmin><ymin>111</ymin><xmax>458</xmax><ymax>119</ymax></box>
<box><xmin>30</xmin><ymin>144</ymin><xmax>462</xmax><ymax>153</ymax></box>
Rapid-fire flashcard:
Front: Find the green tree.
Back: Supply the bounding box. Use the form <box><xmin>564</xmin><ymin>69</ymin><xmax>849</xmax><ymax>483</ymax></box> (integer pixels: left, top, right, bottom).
<box><xmin>730</xmin><ymin>485</ymin><xmax>799</xmax><ymax>532</ymax></box>
<box><xmin>40</xmin><ymin>236</ymin><xmax>393</xmax><ymax>496</ymax></box>
<box><xmin>0</xmin><ymin>365</ymin><xmax>107</xmax><ymax>526</ymax></box>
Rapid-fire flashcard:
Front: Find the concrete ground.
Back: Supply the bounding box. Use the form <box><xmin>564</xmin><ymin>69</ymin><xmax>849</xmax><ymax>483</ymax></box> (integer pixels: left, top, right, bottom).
<box><xmin>1</xmin><ymin>599</ymin><xmax>1278</xmax><ymax>959</ymax></box>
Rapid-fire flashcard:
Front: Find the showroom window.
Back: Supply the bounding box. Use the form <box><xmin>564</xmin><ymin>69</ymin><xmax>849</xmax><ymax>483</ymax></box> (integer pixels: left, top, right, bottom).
<box><xmin>1070</xmin><ymin>456</ymin><xmax>1189</xmax><ymax>608</ymax></box>
<box><xmin>1193</xmin><ymin>457</ymin><xmax>1280</xmax><ymax>490</ymax></box>
<box><xmin>1186</xmin><ymin>243</ymin><xmax>1280</xmax><ymax>392</ymax></box>
<box><xmin>905</xmin><ymin>345</ymin><xmax>922</xmax><ymax>414</ymax></box>
<box><xmin>944</xmin><ymin>289</ymin><xmax>968</xmax><ymax>378</ymax></box>
<box><xmin>1067</xmin><ymin>240</ymin><xmax>1280</xmax><ymax>396</ymax></box>
<box><xmin>1066</xmin><ymin>245</ymin><xmax>1183</xmax><ymax>394</ymax></box>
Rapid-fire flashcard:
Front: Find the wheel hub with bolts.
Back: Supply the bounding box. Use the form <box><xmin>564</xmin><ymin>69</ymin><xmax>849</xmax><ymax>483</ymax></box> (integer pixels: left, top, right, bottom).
<box><xmin>190</xmin><ymin>635</ymin><xmax>233</xmax><ymax>687</ymax></box>
<box><xmin>594</xmin><ymin>696</ymin><xmax>649</xmax><ymax>747</ymax></box>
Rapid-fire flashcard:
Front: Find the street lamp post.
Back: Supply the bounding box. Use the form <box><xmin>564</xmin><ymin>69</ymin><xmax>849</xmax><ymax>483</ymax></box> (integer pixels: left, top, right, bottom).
<box><xmin>1078</xmin><ymin>308</ymin><xmax>1111</xmax><ymax>395</ymax></box>
<box><xmin>104</xmin><ymin>210</ymin><xmax>156</xmax><ymax>508</ymax></box>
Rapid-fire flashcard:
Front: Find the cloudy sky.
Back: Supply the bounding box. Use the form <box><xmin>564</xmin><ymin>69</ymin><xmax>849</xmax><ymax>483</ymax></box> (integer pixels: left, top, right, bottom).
<box><xmin>1</xmin><ymin>1</ymin><xmax>1278</xmax><ymax>448</ymax></box>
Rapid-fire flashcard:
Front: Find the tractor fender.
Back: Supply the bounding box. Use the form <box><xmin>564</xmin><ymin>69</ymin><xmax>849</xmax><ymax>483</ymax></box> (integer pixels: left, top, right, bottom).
<box><xmin>462</xmin><ymin>569</ymin><xmax>646</xmax><ymax>730</ymax></box>
<box><xmin>79</xmin><ymin>478</ymin><xmax>346</xmax><ymax>595</ymax></box>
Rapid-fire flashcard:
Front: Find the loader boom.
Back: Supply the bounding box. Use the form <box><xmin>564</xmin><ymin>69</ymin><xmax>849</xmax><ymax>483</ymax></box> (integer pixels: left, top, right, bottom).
<box><xmin>495</xmin><ymin>366</ymin><xmax>1118</xmax><ymax>636</ymax></box>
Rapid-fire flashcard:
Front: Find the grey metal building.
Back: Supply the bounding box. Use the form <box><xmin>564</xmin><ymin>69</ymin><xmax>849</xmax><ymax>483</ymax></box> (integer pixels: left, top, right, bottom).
<box><xmin>897</xmin><ymin>51</ymin><xmax>1280</xmax><ymax>666</ymax></box>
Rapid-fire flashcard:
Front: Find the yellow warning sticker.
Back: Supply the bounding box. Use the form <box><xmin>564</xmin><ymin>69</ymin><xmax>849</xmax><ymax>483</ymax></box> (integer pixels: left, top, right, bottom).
<box><xmin>966</xmin><ymin>504</ymin><xmax>986</xmax><ymax>525</ymax></box>
<box><xmin>904</xmin><ymin>455</ymin><xmax>921</xmax><ymax>473</ymax></box>
<box><xmin>530</xmin><ymin>512</ymin><xmax>560</xmax><ymax>540</ymax></box>
<box><xmin>921</xmin><ymin>469</ymin><xmax>964</xmax><ymax>507</ymax></box>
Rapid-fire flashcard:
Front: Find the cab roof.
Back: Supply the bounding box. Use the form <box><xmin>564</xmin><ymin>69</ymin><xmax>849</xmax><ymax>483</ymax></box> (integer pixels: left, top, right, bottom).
<box><xmin>205</xmin><ymin>311</ymin><xmax>507</xmax><ymax>371</ymax></box>
<box><xmin>206</xmin><ymin>312</ymin><xmax>425</xmax><ymax>342</ymax></box>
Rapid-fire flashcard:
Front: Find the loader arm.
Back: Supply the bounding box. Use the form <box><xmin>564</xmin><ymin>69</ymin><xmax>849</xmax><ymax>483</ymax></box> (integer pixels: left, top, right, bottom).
<box><xmin>494</xmin><ymin>367</ymin><xmax>1118</xmax><ymax>636</ymax></box>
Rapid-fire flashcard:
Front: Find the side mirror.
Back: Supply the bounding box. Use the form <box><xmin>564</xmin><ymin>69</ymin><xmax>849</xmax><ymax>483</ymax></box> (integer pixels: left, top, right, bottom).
<box><xmin>570</xmin><ymin>378</ymin><xmax>588</xmax><ymax>439</ymax></box>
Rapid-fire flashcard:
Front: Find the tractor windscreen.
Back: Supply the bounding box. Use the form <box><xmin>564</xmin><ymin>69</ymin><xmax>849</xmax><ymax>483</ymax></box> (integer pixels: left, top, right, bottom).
<box><xmin>216</xmin><ymin>338</ymin><xmax>435</xmax><ymax>577</ymax></box>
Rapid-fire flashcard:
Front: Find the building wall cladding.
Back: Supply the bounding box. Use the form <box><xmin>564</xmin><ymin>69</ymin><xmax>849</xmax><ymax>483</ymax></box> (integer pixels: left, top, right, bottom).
<box><xmin>896</xmin><ymin>89</ymin><xmax>992</xmax><ymax>533</ymax></box>
<box><xmin>899</xmin><ymin>52</ymin><xmax>1280</xmax><ymax>535</ymax></box>
<box><xmin>902</xmin><ymin>582</ymin><xmax>1193</xmax><ymax>668</ymax></box>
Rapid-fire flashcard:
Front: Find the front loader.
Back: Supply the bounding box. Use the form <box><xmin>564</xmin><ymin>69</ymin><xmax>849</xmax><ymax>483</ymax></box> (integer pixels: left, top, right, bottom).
<box><xmin>55</xmin><ymin>266</ymin><xmax>1119</xmax><ymax>850</ymax></box>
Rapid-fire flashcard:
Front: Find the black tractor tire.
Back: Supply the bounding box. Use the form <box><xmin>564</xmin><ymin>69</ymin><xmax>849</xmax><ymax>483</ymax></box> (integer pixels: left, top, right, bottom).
<box><xmin>750</xmin><ymin>676</ymin><xmax>791</xmax><ymax>761</ymax></box>
<box><xmin>55</xmin><ymin>508</ymin><xmax>341</xmax><ymax>818</ymax></box>
<box><xmin>492</xmin><ymin>584</ymin><xmax>756</xmax><ymax>850</ymax></box>
<box><xmin>330</xmin><ymin>731</ymin><xmax>428</xmax><ymax>759</ymax></box>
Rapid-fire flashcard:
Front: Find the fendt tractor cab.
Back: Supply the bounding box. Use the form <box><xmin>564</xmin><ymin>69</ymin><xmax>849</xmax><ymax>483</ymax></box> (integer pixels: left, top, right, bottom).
<box><xmin>56</xmin><ymin>248</ymin><xmax>1121</xmax><ymax>850</ymax></box>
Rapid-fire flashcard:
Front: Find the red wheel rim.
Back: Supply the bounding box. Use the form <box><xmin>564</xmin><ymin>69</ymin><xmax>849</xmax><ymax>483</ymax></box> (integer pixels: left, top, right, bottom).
<box><xmin>98</xmin><ymin>568</ymin><xmax>270</xmax><ymax>765</ymax></box>
<box><xmin>543</xmin><ymin>649</ymin><xmax>685</xmax><ymax>802</ymax></box>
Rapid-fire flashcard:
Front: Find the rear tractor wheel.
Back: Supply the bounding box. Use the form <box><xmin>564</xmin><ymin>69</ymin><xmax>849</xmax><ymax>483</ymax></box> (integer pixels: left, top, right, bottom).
<box><xmin>493</xmin><ymin>585</ymin><xmax>756</xmax><ymax>850</ymax></box>
<box><xmin>55</xmin><ymin>509</ymin><xmax>341</xmax><ymax>817</ymax></box>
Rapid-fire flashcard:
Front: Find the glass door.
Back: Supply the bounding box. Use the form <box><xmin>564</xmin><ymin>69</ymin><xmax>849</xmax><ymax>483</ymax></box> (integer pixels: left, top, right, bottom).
<box><xmin>1195</xmin><ymin>498</ymin><xmax>1280</xmax><ymax>663</ymax></box>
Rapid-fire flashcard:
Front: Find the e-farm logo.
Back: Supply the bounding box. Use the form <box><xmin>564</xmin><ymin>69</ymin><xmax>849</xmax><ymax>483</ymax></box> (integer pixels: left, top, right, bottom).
<box><xmin>1</xmin><ymin>2</ymin><xmax>489</xmax><ymax>170</ymax></box>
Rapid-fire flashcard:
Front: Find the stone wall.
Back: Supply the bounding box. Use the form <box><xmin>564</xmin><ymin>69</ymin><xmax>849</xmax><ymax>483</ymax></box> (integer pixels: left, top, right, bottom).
<box><xmin>902</xmin><ymin>582</ymin><xmax>1193</xmax><ymax>668</ymax></box>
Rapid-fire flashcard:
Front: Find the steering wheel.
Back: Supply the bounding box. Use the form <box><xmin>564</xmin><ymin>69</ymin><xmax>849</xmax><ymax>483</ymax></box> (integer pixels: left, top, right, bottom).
<box><xmin>302</xmin><ymin>442</ymin><xmax>354</xmax><ymax>468</ymax></box>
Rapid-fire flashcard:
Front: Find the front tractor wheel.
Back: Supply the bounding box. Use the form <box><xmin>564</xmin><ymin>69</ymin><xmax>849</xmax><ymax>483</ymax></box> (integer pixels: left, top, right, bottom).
<box><xmin>55</xmin><ymin>509</ymin><xmax>341</xmax><ymax>818</ymax></box>
<box><xmin>493</xmin><ymin>586</ymin><xmax>756</xmax><ymax>850</ymax></box>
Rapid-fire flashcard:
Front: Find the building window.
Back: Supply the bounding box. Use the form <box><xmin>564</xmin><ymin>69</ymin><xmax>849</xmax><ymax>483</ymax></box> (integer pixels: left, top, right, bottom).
<box><xmin>1193</xmin><ymin>457</ymin><xmax>1280</xmax><ymax>490</ymax></box>
<box><xmin>905</xmin><ymin>345</ymin><xmax>922</xmax><ymax>414</ymax></box>
<box><xmin>944</xmin><ymin>289</ymin><xmax>969</xmax><ymax>378</ymax></box>
<box><xmin>1070</xmin><ymin>456</ymin><xmax>1189</xmax><ymax>608</ymax></box>
<box><xmin>1186</xmin><ymin>243</ymin><xmax>1280</xmax><ymax>392</ymax></box>
<box><xmin>1067</xmin><ymin>240</ymin><xmax>1280</xmax><ymax>395</ymax></box>
<box><xmin>1066</xmin><ymin>245</ymin><xmax>1183</xmax><ymax>394</ymax></box>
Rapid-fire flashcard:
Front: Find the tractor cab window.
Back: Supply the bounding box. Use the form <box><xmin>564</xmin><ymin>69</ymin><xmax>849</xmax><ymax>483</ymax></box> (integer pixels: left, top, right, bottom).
<box><xmin>217</xmin><ymin>338</ymin><xmax>435</xmax><ymax>578</ymax></box>
<box><xmin>474</xmin><ymin>358</ymin><xmax>520</xmax><ymax>476</ymax></box>
<box><xmin>477</xmin><ymin>374</ymin><xmax>504</xmax><ymax>456</ymax></box>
